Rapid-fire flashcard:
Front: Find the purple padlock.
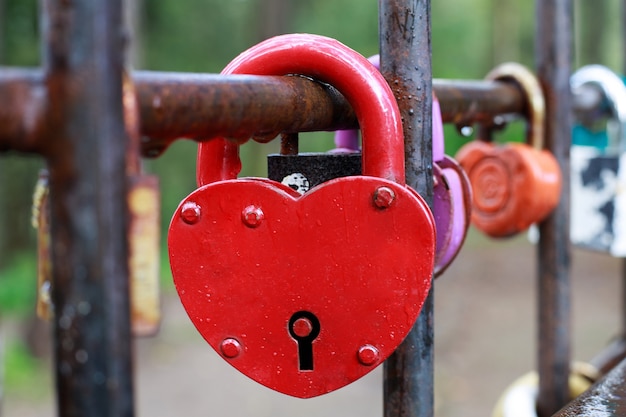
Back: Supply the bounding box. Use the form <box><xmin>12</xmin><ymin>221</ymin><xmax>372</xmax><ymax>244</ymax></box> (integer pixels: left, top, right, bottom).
<box><xmin>333</xmin><ymin>56</ymin><xmax>472</xmax><ymax>277</ymax></box>
<box><xmin>431</xmin><ymin>95</ymin><xmax>472</xmax><ymax>276</ymax></box>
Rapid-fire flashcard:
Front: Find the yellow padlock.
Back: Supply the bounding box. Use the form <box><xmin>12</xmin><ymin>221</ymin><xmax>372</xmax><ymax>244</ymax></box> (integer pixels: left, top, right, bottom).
<box><xmin>491</xmin><ymin>362</ymin><xmax>600</xmax><ymax>417</ymax></box>
<box><xmin>127</xmin><ymin>174</ymin><xmax>161</xmax><ymax>336</ymax></box>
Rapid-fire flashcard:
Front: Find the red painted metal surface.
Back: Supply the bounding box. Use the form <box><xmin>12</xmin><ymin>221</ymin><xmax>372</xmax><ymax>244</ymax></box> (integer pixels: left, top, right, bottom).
<box><xmin>168</xmin><ymin>34</ymin><xmax>435</xmax><ymax>398</ymax></box>
<box><xmin>169</xmin><ymin>178</ymin><xmax>435</xmax><ymax>398</ymax></box>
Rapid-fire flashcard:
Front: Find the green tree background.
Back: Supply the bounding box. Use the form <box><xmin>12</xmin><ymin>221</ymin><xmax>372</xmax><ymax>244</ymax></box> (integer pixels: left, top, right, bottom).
<box><xmin>0</xmin><ymin>0</ymin><xmax>624</xmax><ymax>322</ymax></box>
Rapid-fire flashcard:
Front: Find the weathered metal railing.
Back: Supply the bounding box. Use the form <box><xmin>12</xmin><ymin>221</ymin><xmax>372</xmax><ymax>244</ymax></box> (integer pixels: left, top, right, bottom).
<box><xmin>535</xmin><ymin>1</ymin><xmax>573</xmax><ymax>415</ymax></box>
<box><xmin>0</xmin><ymin>69</ymin><xmax>601</xmax><ymax>155</ymax></box>
<box><xmin>39</xmin><ymin>0</ymin><xmax>134</xmax><ymax>416</ymax></box>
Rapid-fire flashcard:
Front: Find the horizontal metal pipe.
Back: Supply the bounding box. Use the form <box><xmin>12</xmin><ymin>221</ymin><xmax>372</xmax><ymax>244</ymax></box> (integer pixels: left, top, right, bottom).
<box><xmin>0</xmin><ymin>68</ymin><xmax>607</xmax><ymax>157</ymax></box>
<box><xmin>590</xmin><ymin>335</ymin><xmax>626</xmax><ymax>376</ymax></box>
<box><xmin>0</xmin><ymin>67</ymin><xmax>47</xmax><ymax>154</ymax></box>
<box><xmin>134</xmin><ymin>71</ymin><xmax>356</xmax><ymax>156</ymax></box>
<box><xmin>553</xmin><ymin>356</ymin><xmax>626</xmax><ymax>416</ymax></box>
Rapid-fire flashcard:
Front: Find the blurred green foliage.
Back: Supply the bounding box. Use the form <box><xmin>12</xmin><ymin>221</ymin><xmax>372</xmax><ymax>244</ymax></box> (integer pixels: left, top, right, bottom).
<box><xmin>0</xmin><ymin>254</ymin><xmax>36</xmax><ymax>315</ymax></box>
<box><xmin>4</xmin><ymin>340</ymin><xmax>50</xmax><ymax>395</ymax></box>
<box><xmin>2</xmin><ymin>0</ymin><xmax>39</xmax><ymax>66</ymax></box>
<box><xmin>0</xmin><ymin>0</ymin><xmax>624</xmax><ymax>405</ymax></box>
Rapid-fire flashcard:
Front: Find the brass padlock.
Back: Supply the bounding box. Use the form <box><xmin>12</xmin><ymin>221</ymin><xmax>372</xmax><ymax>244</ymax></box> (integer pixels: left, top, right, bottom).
<box><xmin>491</xmin><ymin>362</ymin><xmax>600</xmax><ymax>417</ymax></box>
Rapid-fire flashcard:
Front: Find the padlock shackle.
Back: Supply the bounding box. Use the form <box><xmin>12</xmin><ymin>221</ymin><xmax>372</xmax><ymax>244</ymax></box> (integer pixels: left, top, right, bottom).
<box><xmin>332</xmin><ymin>54</ymin><xmax>444</xmax><ymax>163</ymax></box>
<box><xmin>333</xmin><ymin>55</ymin><xmax>382</xmax><ymax>152</ymax></box>
<box><xmin>196</xmin><ymin>34</ymin><xmax>405</xmax><ymax>186</ymax></box>
<box><xmin>571</xmin><ymin>64</ymin><xmax>626</xmax><ymax>154</ymax></box>
<box><xmin>484</xmin><ymin>63</ymin><xmax>546</xmax><ymax>151</ymax></box>
<box><xmin>432</xmin><ymin>94</ymin><xmax>444</xmax><ymax>162</ymax></box>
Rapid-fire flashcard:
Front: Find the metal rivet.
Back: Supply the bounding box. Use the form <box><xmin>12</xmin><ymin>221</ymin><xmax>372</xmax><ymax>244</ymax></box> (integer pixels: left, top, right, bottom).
<box><xmin>373</xmin><ymin>187</ymin><xmax>396</xmax><ymax>209</ymax></box>
<box><xmin>180</xmin><ymin>201</ymin><xmax>201</xmax><ymax>224</ymax></box>
<box><xmin>291</xmin><ymin>317</ymin><xmax>313</xmax><ymax>338</ymax></box>
<box><xmin>242</xmin><ymin>205</ymin><xmax>264</xmax><ymax>228</ymax></box>
<box><xmin>220</xmin><ymin>338</ymin><xmax>242</xmax><ymax>358</ymax></box>
<box><xmin>357</xmin><ymin>344</ymin><xmax>379</xmax><ymax>366</ymax></box>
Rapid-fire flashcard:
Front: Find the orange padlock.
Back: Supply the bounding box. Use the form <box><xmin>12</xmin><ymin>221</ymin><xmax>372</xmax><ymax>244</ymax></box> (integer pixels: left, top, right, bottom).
<box><xmin>456</xmin><ymin>62</ymin><xmax>562</xmax><ymax>238</ymax></box>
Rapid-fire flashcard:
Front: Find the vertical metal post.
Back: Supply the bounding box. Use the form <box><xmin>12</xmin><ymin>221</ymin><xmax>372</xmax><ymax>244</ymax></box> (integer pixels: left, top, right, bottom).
<box><xmin>535</xmin><ymin>1</ymin><xmax>573</xmax><ymax>416</ymax></box>
<box><xmin>380</xmin><ymin>1</ymin><xmax>434</xmax><ymax>416</ymax></box>
<box><xmin>41</xmin><ymin>0</ymin><xmax>135</xmax><ymax>416</ymax></box>
<box><xmin>622</xmin><ymin>0</ymin><xmax>626</xmax><ymax>343</ymax></box>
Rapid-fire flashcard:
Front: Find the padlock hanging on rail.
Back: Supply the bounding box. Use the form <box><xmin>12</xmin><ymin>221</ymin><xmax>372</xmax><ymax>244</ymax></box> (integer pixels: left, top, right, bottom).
<box><xmin>169</xmin><ymin>33</ymin><xmax>436</xmax><ymax>399</ymax></box>
<box><xmin>569</xmin><ymin>65</ymin><xmax>626</xmax><ymax>256</ymax></box>
<box><xmin>456</xmin><ymin>63</ymin><xmax>562</xmax><ymax>238</ymax></box>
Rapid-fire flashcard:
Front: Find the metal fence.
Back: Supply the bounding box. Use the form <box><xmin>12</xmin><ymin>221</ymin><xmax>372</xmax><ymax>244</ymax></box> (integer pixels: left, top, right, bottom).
<box><xmin>1</xmin><ymin>0</ymin><xmax>625</xmax><ymax>416</ymax></box>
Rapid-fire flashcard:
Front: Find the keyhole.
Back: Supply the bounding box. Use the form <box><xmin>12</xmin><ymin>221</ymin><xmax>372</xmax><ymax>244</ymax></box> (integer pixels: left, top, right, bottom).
<box><xmin>288</xmin><ymin>311</ymin><xmax>320</xmax><ymax>371</ymax></box>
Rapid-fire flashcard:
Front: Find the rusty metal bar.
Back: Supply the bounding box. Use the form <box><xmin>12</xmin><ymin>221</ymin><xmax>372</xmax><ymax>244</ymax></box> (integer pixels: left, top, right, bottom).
<box><xmin>434</xmin><ymin>78</ymin><xmax>525</xmax><ymax>125</ymax></box>
<box><xmin>0</xmin><ymin>68</ymin><xmax>47</xmax><ymax>154</ymax></box>
<box><xmin>379</xmin><ymin>1</ymin><xmax>433</xmax><ymax>417</ymax></box>
<box><xmin>0</xmin><ymin>69</ymin><xmax>606</xmax><ymax>157</ymax></box>
<box><xmin>41</xmin><ymin>0</ymin><xmax>135</xmax><ymax>415</ymax></box>
<box><xmin>553</xmin><ymin>356</ymin><xmax>626</xmax><ymax>416</ymax></box>
<box><xmin>591</xmin><ymin>337</ymin><xmax>626</xmax><ymax>376</ymax></box>
<box><xmin>535</xmin><ymin>0</ymin><xmax>573</xmax><ymax>416</ymax></box>
<box><xmin>133</xmin><ymin>72</ymin><xmax>356</xmax><ymax>156</ymax></box>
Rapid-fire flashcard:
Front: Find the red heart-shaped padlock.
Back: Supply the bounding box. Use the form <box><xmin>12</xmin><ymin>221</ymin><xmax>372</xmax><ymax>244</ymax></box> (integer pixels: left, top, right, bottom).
<box><xmin>169</xmin><ymin>34</ymin><xmax>435</xmax><ymax>398</ymax></box>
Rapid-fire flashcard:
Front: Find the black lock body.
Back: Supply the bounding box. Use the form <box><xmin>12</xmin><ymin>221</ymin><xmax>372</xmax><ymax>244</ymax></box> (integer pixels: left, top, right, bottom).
<box><xmin>268</xmin><ymin>152</ymin><xmax>362</xmax><ymax>194</ymax></box>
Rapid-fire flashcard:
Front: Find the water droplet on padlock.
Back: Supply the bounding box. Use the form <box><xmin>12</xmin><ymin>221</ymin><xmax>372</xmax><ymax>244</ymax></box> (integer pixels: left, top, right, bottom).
<box><xmin>460</xmin><ymin>126</ymin><xmax>474</xmax><ymax>137</ymax></box>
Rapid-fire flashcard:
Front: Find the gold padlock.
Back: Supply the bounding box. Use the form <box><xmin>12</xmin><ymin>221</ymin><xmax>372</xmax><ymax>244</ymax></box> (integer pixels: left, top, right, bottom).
<box><xmin>491</xmin><ymin>362</ymin><xmax>600</xmax><ymax>417</ymax></box>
